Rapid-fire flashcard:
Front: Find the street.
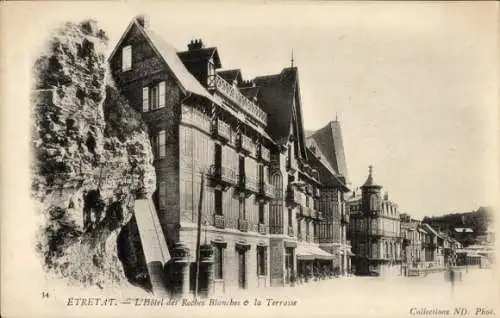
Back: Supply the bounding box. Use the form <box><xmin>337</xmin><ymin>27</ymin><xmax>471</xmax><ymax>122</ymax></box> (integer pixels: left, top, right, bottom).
<box><xmin>199</xmin><ymin>267</ymin><xmax>498</xmax><ymax>317</ymax></box>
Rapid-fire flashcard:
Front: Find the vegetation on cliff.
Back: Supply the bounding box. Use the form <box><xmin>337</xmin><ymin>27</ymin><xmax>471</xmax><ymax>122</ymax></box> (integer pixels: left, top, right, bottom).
<box><xmin>31</xmin><ymin>19</ymin><xmax>154</xmax><ymax>291</ymax></box>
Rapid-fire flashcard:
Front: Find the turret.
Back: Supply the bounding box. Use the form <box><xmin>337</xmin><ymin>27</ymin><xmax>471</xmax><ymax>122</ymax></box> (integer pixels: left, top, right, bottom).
<box><xmin>361</xmin><ymin>165</ymin><xmax>383</xmax><ymax>217</ymax></box>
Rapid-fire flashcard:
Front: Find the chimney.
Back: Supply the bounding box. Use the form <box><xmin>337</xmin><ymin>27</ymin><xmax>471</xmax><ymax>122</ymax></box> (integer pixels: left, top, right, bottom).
<box><xmin>135</xmin><ymin>15</ymin><xmax>150</xmax><ymax>29</ymax></box>
<box><xmin>187</xmin><ymin>39</ymin><xmax>205</xmax><ymax>50</ymax></box>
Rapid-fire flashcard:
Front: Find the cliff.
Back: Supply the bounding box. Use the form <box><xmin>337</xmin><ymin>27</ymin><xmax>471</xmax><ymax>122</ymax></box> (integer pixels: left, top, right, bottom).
<box><xmin>31</xmin><ymin>20</ymin><xmax>155</xmax><ymax>291</ymax></box>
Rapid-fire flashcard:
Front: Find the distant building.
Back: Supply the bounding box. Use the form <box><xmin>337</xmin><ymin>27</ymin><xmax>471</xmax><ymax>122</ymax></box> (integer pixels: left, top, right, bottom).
<box><xmin>347</xmin><ymin>166</ymin><xmax>402</xmax><ymax>276</ymax></box>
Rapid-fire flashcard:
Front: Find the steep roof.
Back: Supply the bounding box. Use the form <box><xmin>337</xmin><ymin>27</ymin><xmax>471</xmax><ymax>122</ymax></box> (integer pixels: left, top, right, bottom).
<box><xmin>308</xmin><ymin>120</ymin><xmax>349</xmax><ymax>182</ymax></box>
<box><xmin>217</xmin><ymin>69</ymin><xmax>242</xmax><ymax>85</ymax></box>
<box><xmin>306</xmin><ymin>146</ymin><xmax>349</xmax><ymax>191</ymax></box>
<box><xmin>177</xmin><ymin>47</ymin><xmax>222</xmax><ymax>68</ymax></box>
<box><xmin>239</xmin><ymin>86</ymin><xmax>260</xmax><ymax>101</ymax></box>
<box><xmin>109</xmin><ymin>18</ymin><xmax>215</xmax><ymax>102</ymax></box>
<box><xmin>254</xmin><ymin>67</ymin><xmax>309</xmax><ymax>160</ymax></box>
<box><xmin>361</xmin><ymin>165</ymin><xmax>381</xmax><ymax>188</ymax></box>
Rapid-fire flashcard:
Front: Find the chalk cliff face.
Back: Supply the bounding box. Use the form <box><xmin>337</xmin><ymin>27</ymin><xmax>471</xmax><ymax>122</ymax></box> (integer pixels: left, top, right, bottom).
<box><xmin>31</xmin><ymin>20</ymin><xmax>155</xmax><ymax>291</ymax></box>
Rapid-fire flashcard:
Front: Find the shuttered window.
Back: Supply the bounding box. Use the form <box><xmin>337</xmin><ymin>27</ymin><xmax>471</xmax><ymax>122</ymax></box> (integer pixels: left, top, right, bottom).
<box><xmin>157</xmin><ymin>130</ymin><xmax>166</xmax><ymax>158</ymax></box>
<box><xmin>158</xmin><ymin>81</ymin><xmax>165</xmax><ymax>108</ymax></box>
<box><xmin>122</xmin><ymin>45</ymin><xmax>132</xmax><ymax>71</ymax></box>
<box><xmin>142</xmin><ymin>87</ymin><xmax>149</xmax><ymax>112</ymax></box>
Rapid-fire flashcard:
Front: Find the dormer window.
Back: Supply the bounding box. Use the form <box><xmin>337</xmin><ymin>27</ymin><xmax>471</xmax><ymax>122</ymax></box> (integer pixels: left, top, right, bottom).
<box><xmin>122</xmin><ymin>45</ymin><xmax>132</xmax><ymax>71</ymax></box>
<box><xmin>208</xmin><ymin>58</ymin><xmax>215</xmax><ymax>78</ymax></box>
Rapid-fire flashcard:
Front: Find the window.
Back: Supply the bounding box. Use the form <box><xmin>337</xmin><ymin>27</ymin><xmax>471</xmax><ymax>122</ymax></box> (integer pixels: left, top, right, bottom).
<box><xmin>258</xmin><ymin>203</ymin><xmax>264</xmax><ymax>224</ymax></box>
<box><xmin>142</xmin><ymin>81</ymin><xmax>166</xmax><ymax>112</ymax></box>
<box><xmin>257</xmin><ymin>246</ymin><xmax>267</xmax><ymax>276</ymax></box>
<box><xmin>370</xmin><ymin>194</ymin><xmax>379</xmax><ymax>211</ymax></box>
<box><xmin>122</xmin><ymin>45</ymin><xmax>132</xmax><ymax>71</ymax></box>
<box><xmin>215</xmin><ymin>190</ymin><xmax>223</xmax><ymax>215</ymax></box>
<box><xmin>305</xmin><ymin>221</ymin><xmax>310</xmax><ymax>240</ymax></box>
<box><xmin>208</xmin><ymin>58</ymin><xmax>216</xmax><ymax>78</ymax></box>
<box><xmin>288</xmin><ymin>208</ymin><xmax>293</xmax><ymax>227</ymax></box>
<box><xmin>213</xmin><ymin>245</ymin><xmax>224</xmax><ymax>279</ymax></box>
<box><xmin>156</xmin><ymin>130</ymin><xmax>166</xmax><ymax>158</ymax></box>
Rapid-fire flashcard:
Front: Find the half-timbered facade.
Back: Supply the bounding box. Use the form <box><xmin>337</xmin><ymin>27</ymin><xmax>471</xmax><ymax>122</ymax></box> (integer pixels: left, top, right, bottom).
<box><xmin>109</xmin><ymin>15</ymin><xmax>348</xmax><ymax>295</ymax></box>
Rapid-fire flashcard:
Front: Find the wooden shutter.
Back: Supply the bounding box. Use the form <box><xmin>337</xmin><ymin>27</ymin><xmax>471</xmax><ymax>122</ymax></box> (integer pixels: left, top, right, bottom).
<box><xmin>158</xmin><ymin>130</ymin><xmax>166</xmax><ymax>158</ymax></box>
<box><xmin>158</xmin><ymin>81</ymin><xmax>166</xmax><ymax>108</ymax></box>
<box><xmin>142</xmin><ymin>87</ymin><xmax>149</xmax><ymax>112</ymax></box>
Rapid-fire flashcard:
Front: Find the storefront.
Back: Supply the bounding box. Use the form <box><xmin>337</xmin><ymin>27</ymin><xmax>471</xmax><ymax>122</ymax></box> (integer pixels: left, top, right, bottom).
<box><xmin>296</xmin><ymin>243</ymin><xmax>335</xmax><ymax>283</ymax></box>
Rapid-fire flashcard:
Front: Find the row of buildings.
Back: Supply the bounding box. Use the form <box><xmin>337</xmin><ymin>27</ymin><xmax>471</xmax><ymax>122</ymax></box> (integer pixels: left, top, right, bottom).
<box><xmin>346</xmin><ymin>172</ymin><xmax>463</xmax><ymax>276</ymax></box>
<box><xmin>109</xmin><ymin>16</ymin><xmax>464</xmax><ymax>296</ymax></box>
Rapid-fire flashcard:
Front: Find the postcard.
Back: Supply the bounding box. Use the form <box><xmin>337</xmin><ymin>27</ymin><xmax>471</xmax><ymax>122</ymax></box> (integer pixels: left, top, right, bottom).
<box><xmin>0</xmin><ymin>1</ymin><xmax>498</xmax><ymax>317</ymax></box>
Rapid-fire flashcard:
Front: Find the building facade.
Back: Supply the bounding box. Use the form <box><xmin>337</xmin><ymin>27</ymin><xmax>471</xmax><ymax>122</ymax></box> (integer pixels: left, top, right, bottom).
<box><xmin>347</xmin><ymin>167</ymin><xmax>402</xmax><ymax>276</ymax></box>
<box><xmin>307</xmin><ymin>121</ymin><xmax>352</xmax><ymax>275</ymax></box>
<box><xmin>109</xmin><ymin>16</ymin><xmax>349</xmax><ymax>296</ymax></box>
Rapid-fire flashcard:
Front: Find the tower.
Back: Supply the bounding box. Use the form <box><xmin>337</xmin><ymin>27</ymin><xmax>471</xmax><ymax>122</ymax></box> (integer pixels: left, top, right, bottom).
<box><xmin>360</xmin><ymin>165</ymin><xmax>383</xmax><ymax>217</ymax></box>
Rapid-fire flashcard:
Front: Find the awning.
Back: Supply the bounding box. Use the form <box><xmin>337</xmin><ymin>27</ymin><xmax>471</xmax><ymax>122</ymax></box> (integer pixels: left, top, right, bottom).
<box><xmin>296</xmin><ymin>244</ymin><xmax>334</xmax><ymax>260</ymax></box>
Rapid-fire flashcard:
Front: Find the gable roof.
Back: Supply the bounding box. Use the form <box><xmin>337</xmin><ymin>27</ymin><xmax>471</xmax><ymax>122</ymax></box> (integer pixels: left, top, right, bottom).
<box><xmin>306</xmin><ymin>145</ymin><xmax>349</xmax><ymax>191</ymax></box>
<box><xmin>308</xmin><ymin>121</ymin><xmax>349</xmax><ymax>182</ymax></box>
<box><xmin>177</xmin><ymin>47</ymin><xmax>222</xmax><ymax>68</ymax></box>
<box><xmin>254</xmin><ymin>67</ymin><xmax>308</xmax><ymax>160</ymax></box>
<box><xmin>422</xmin><ymin>223</ymin><xmax>439</xmax><ymax>236</ymax></box>
<box><xmin>108</xmin><ymin>18</ymin><xmax>215</xmax><ymax>102</ymax></box>
<box><xmin>217</xmin><ymin>69</ymin><xmax>242</xmax><ymax>85</ymax></box>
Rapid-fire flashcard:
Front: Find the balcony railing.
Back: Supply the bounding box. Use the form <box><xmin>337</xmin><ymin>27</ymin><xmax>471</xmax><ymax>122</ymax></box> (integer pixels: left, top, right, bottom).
<box><xmin>259</xmin><ymin>145</ymin><xmax>271</xmax><ymax>162</ymax></box>
<box><xmin>236</xmin><ymin>174</ymin><xmax>259</xmax><ymax>195</ymax></box>
<box><xmin>214</xmin><ymin>214</ymin><xmax>225</xmax><ymax>229</ymax></box>
<box><xmin>238</xmin><ymin>218</ymin><xmax>249</xmax><ymax>232</ymax></box>
<box><xmin>259</xmin><ymin>181</ymin><xmax>275</xmax><ymax>200</ymax></box>
<box><xmin>237</xmin><ymin>134</ymin><xmax>256</xmax><ymax>155</ymax></box>
<box><xmin>286</xmin><ymin>186</ymin><xmax>300</xmax><ymax>207</ymax></box>
<box><xmin>207</xmin><ymin>164</ymin><xmax>238</xmax><ymax>189</ymax></box>
<box><xmin>258</xmin><ymin>223</ymin><xmax>267</xmax><ymax>235</ymax></box>
<box><xmin>208</xmin><ymin>74</ymin><xmax>267</xmax><ymax>125</ymax></box>
<box><xmin>369</xmin><ymin>228</ymin><xmax>383</xmax><ymax>237</ymax></box>
<box><xmin>211</xmin><ymin>119</ymin><xmax>231</xmax><ymax>141</ymax></box>
<box><xmin>288</xmin><ymin>226</ymin><xmax>295</xmax><ymax>237</ymax></box>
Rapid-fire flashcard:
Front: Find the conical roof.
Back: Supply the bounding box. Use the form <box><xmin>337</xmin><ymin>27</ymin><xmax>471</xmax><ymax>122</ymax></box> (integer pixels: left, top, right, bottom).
<box><xmin>361</xmin><ymin>165</ymin><xmax>381</xmax><ymax>188</ymax></box>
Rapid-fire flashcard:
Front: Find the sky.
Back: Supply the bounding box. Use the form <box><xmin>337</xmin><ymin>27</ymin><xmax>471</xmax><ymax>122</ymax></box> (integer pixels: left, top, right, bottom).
<box><xmin>3</xmin><ymin>1</ymin><xmax>498</xmax><ymax>218</ymax></box>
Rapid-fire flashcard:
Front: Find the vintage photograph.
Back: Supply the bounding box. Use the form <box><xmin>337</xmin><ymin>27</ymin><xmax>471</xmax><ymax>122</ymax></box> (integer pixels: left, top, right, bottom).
<box><xmin>1</xmin><ymin>1</ymin><xmax>498</xmax><ymax>317</ymax></box>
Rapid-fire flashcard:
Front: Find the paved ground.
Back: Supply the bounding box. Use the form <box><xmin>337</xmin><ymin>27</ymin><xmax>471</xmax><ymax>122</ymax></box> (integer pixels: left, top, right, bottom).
<box><xmin>205</xmin><ymin>267</ymin><xmax>498</xmax><ymax>318</ymax></box>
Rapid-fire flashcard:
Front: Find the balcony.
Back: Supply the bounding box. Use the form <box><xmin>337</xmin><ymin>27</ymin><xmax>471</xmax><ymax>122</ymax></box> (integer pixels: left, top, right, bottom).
<box><xmin>235</xmin><ymin>174</ymin><xmax>259</xmax><ymax>197</ymax></box>
<box><xmin>258</xmin><ymin>145</ymin><xmax>271</xmax><ymax>163</ymax></box>
<box><xmin>369</xmin><ymin>228</ymin><xmax>383</xmax><ymax>238</ymax></box>
<box><xmin>237</xmin><ymin>134</ymin><xmax>256</xmax><ymax>155</ymax></box>
<box><xmin>287</xmin><ymin>226</ymin><xmax>295</xmax><ymax>237</ymax></box>
<box><xmin>214</xmin><ymin>214</ymin><xmax>225</xmax><ymax>229</ymax></box>
<box><xmin>258</xmin><ymin>223</ymin><xmax>267</xmax><ymax>235</ymax></box>
<box><xmin>285</xmin><ymin>186</ymin><xmax>300</xmax><ymax>208</ymax></box>
<box><xmin>207</xmin><ymin>74</ymin><xmax>267</xmax><ymax>126</ymax></box>
<box><xmin>211</xmin><ymin>119</ymin><xmax>231</xmax><ymax>141</ymax></box>
<box><xmin>207</xmin><ymin>164</ymin><xmax>238</xmax><ymax>190</ymax></box>
<box><xmin>238</xmin><ymin>218</ymin><xmax>249</xmax><ymax>232</ymax></box>
<box><xmin>258</xmin><ymin>181</ymin><xmax>275</xmax><ymax>201</ymax></box>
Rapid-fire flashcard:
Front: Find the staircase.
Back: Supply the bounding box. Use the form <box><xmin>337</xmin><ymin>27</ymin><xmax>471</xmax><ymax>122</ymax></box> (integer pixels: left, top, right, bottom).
<box><xmin>134</xmin><ymin>198</ymin><xmax>170</xmax><ymax>297</ymax></box>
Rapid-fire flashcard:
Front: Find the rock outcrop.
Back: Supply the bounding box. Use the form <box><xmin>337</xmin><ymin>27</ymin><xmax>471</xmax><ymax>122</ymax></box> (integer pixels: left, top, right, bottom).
<box><xmin>31</xmin><ymin>20</ymin><xmax>155</xmax><ymax>291</ymax></box>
